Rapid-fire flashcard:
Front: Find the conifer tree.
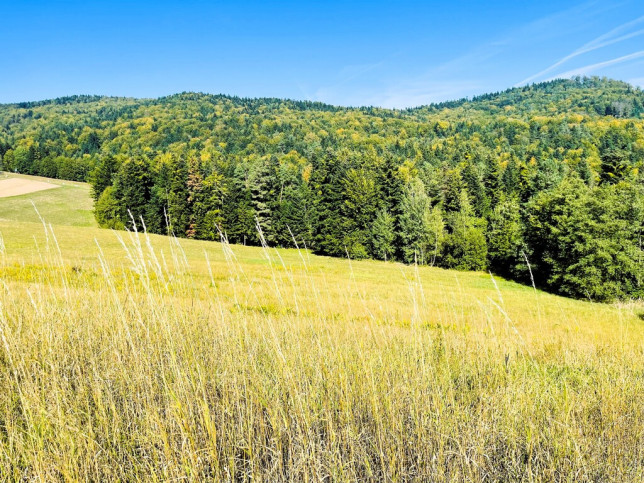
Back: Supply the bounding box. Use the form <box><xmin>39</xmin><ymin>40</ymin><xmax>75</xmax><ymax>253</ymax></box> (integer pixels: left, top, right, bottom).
<box><xmin>461</xmin><ymin>161</ymin><xmax>489</xmax><ymax>217</ymax></box>
<box><xmin>95</xmin><ymin>186</ymin><xmax>125</xmax><ymax>229</ymax></box>
<box><xmin>371</xmin><ymin>209</ymin><xmax>396</xmax><ymax>261</ymax></box>
<box><xmin>443</xmin><ymin>190</ymin><xmax>488</xmax><ymax>271</ymax></box>
<box><xmin>250</xmin><ymin>156</ymin><xmax>279</xmax><ymax>243</ymax></box>
<box><xmin>112</xmin><ymin>156</ymin><xmax>152</xmax><ymax>228</ymax></box>
<box><xmin>501</xmin><ymin>158</ymin><xmax>521</xmax><ymax>197</ymax></box>
<box><xmin>487</xmin><ymin>195</ymin><xmax>524</xmax><ymax>277</ymax></box>
<box><xmin>89</xmin><ymin>155</ymin><xmax>119</xmax><ymax>201</ymax></box>
<box><xmin>399</xmin><ymin>177</ymin><xmax>443</xmax><ymax>264</ymax></box>
<box><xmin>311</xmin><ymin>155</ymin><xmax>346</xmax><ymax>256</ymax></box>
<box><xmin>145</xmin><ymin>160</ymin><xmax>171</xmax><ymax>234</ymax></box>
<box><xmin>167</xmin><ymin>157</ymin><xmax>190</xmax><ymax>236</ymax></box>
<box><xmin>442</xmin><ymin>169</ymin><xmax>465</xmax><ymax>213</ymax></box>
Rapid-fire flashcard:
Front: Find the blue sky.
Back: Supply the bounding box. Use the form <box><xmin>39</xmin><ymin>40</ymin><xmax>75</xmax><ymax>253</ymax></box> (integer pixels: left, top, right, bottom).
<box><xmin>1</xmin><ymin>1</ymin><xmax>643</xmax><ymax>107</ymax></box>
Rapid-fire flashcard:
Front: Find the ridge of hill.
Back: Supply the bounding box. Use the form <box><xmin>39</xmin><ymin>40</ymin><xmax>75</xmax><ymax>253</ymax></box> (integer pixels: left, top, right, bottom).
<box><xmin>2</xmin><ymin>76</ymin><xmax>643</xmax><ymax>118</ymax></box>
<box><xmin>411</xmin><ymin>77</ymin><xmax>644</xmax><ymax>117</ymax></box>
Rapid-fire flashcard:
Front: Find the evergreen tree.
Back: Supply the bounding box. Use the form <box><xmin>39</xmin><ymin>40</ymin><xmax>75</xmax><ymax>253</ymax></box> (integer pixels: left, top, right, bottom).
<box><xmin>167</xmin><ymin>157</ymin><xmax>190</xmax><ymax>236</ymax></box>
<box><xmin>186</xmin><ymin>158</ymin><xmax>205</xmax><ymax>238</ymax></box>
<box><xmin>89</xmin><ymin>155</ymin><xmax>119</xmax><ymax>201</ymax></box>
<box><xmin>501</xmin><ymin>157</ymin><xmax>521</xmax><ymax>197</ymax></box>
<box><xmin>461</xmin><ymin>161</ymin><xmax>489</xmax><ymax>217</ymax></box>
<box><xmin>250</xmin><ymin>156</ymin><xmax>279</xmax><ymax>243</ymax></box>
<box><xmin>599</xmin><ymin>126</ymin><xmax>632</xmax><ymax>184</ymax></box>
<box><xmin>399</xmin><ymin>178</ymin><xmax>444</xmax><ymax>264</ymax></box>
<box><xmin>482</xmin><ymin>154</ymin><xmax>502</xmax><ymax>207</ymax></box>
<box><xmin>145</xmin><ymin>160</ymin><xmax>171</xmax><ymax>234</ymax></box>
<box><xmin>222</xmin><ymin>171</ymin><xmax>256</xmax><ymax>245</ymax></box>
<box><xmin>575</xmin><ymin>159</ymin><xmax>594</xmax><ymax>186</ymax></box>
<box><xmin>194</xmin><ymin>173</ymin><xmax>226</xmax><ymax>240</ymax></box>
<box><xmin>112</xmin><ymin>156</ymin><xmax>152</xmax><ymax>228</ymax></box>
<box><xmin>525</xmin><ymin>178</ymin><xmax>643</xmax><ymax>300</ymax></box>
<box><xmin>487</xmin><ymin>195</ymin><xmax>524</xmax><ymax>277</ymax></box>
<box><xmin>95</xmin><ymin>186</ymin><xmax>125</xmax><ymax>229</ymax></box>
<box><xmin>370</xmin><ymin>209</ymin><xmax>396</xmax><ymax>261</ymax></box>
<box><xmin>272</xmin><ymin>182</ymin><xmax>310</xmax><ymax>247</ymax></box>
<box><xmin>311</xmin><ymin>154</ymin><xmax>346</xmax><ymax>256</ymax></box>
<box><xmin>443</xmin><ymin>190</ymin><xmax>488</xmax><ymax>271</ymax></box>
<box><xmin>442</xmin><ymin>168</ymin><xmax>464</xmax><ymax>213</ymax></box>
<box><xmin>423</xmin><ymin>205</ymin><xmax>446</xmax><ymax>267</ymax></box>
<box><xmin>342</xmin><ymin>168</ymin><xmax>380</xmax><ymax>256</ymax></box>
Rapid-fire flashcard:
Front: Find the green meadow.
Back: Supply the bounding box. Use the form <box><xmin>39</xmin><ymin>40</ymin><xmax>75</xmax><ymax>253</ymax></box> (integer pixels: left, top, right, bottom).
<box><xmin>0</xmin><ymin>172</ymin><xmax>96</xmax><ymax>227</ymax></box>
<box><xmin>0</xmin><ymin>174</ymin><xmax>643</xmax><ymax>481</ymax></box>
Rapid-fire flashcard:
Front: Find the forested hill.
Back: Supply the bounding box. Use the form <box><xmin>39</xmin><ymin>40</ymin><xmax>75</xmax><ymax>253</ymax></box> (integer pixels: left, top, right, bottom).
<box><xmin>412</xmin><ymin>77</ymin><xmax>644</xmax><ymax>117</ymax></box>
<box><xmin>0</xmin><ymin>76</ymin><xmax>643</xmax><ymax>301</ymax></box>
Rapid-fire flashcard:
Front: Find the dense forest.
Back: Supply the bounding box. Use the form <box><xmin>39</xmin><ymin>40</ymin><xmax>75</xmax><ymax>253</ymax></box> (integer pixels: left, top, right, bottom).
<box><xmin>1</xmin><ymin>76</ymin><xmax>643</xmax><ymax>301</ymax></box>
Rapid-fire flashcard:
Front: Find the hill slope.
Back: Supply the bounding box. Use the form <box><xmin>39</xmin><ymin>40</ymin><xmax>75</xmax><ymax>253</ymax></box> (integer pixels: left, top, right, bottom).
<box><xmin>0</xmin><ymin>77</ymin><xmax>643</xmax><ymax>301</ymax></box>
<box><xmin>0</xmin><ymin>173</ymin><xmax>643</xmax><ymax>479</ymax></box>
<box><xmin>413</xmin><ymin>77</ymin><xmax>644</xmax><ymax>117</ymax></box>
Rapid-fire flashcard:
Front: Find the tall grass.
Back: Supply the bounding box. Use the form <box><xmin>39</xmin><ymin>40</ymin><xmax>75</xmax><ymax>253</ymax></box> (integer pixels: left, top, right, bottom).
<box><xmin>0</xmin><ymin>218</ymin><xmax>642</xmax><ymax>481</ymax></box>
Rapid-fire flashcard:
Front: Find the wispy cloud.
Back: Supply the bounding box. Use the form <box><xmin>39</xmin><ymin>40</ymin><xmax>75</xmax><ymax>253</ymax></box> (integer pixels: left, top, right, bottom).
<box><xmin>363</xmin><ymin>2</ymin><xmax>617</xmax><ymax>108</ymax></box>
<box><xmin>546</xmin><ymin>50</ymin><xmax>644</xmax><ymax>80</ymax></box>
<box><xmin>434</xmin><ymin>3</ymin><xmax>599</xmax><ymax>78</ymax></box>
<box><xmin>309</xmin><ymin>57</ymin><xmax>394</xmax><ymax>106</ymax></box>
<box><xmin>359</xmin><ymin>3</ymin><xmax>601</xmax><ymax>108</ymax></box>
<box><xmin>516</xmin><ymin>14</ymin><xmax>644</xmax><ymax>86</ymax></box>
<box><xmin>363</xmin><ymin>80</ymin><xmax>482</xmax><ymax>109</ymax></box>
<box><xmin>335</xmin><ymin>61</ymin><xmax>387</xmax><ymax>85</ymax></box>
<box><xmin>308</xmin><ymin>1</ymin><xmax>640</xmax><ymax>108</ymax></box>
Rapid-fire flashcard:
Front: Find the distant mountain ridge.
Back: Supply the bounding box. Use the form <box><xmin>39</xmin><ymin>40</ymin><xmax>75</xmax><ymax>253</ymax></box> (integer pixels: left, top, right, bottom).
<box><xmin>409</xmin><ymin>77</ymin><xmax>644</xmax><ymax>118</ymax></box>
<box><xmin>3</xmin><ymin>76</ymin><xmax>643</xmax><ymax>118</ymax></box>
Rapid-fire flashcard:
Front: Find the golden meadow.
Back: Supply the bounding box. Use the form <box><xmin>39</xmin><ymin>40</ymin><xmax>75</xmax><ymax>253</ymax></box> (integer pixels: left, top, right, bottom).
<box><xmin>0</xmin><ymin>174</ymin><xmax>643</xmax><ymax>481</ymax></box>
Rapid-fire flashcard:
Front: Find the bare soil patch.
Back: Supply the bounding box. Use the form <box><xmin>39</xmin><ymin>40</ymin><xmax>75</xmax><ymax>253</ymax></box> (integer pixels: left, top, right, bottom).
<box><xmin>0</xmin><ymin>178</ymin><xmax>60</xmax><ymax>198</ymax></box>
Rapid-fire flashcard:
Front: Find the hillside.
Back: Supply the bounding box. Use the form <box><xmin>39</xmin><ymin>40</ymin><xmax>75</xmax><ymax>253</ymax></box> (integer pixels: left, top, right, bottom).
<box><xmin>0</xmin><ymin>77</ymin><xmax>643</xmax><ymax>301</ymax></box>
<box><xmin>0</xmin><ymin>174</ymin><xmax>643</xmax><ymax>479</ymax></box>
<box><xmin>413</xmin><ymin>77</ymin><xmax>644</xmax><ymax>117</ymax></box>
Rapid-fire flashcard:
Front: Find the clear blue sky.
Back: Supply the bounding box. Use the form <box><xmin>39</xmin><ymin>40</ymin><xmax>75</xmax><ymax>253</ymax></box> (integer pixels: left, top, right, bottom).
<box><xmin>2</xmin><ymin>1</ymin><xmax>643</xmax><ymax>107</ymax></box>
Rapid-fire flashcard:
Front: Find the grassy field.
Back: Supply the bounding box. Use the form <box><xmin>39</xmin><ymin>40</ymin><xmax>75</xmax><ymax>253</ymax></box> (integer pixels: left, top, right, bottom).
<box><xmin>0</xmin><ymin>175</ymin><xmax>643</xmax><ymax>480</ymax></box>
<box><xmin>0</xmin><ymin>172</ymin><xmax>96</xmax><ymax>227</ymax></box>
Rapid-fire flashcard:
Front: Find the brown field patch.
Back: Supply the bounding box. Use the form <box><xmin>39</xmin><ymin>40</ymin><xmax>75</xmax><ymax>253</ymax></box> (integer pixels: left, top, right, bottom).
<box><xmin>0</xmin><ymin>177</ymin><xmax>60</xmax><ymax>198</ymax></box>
